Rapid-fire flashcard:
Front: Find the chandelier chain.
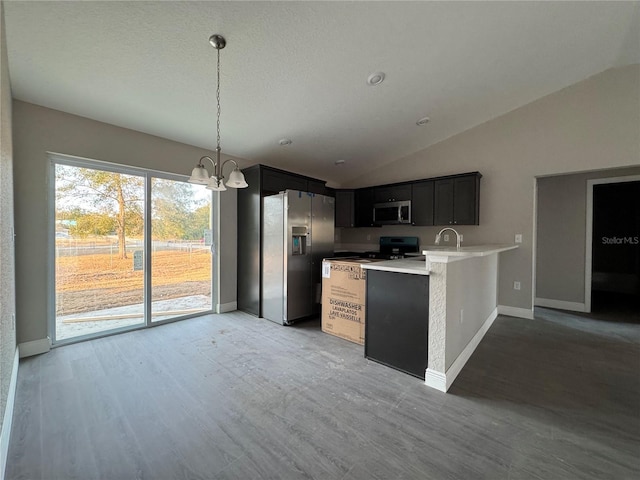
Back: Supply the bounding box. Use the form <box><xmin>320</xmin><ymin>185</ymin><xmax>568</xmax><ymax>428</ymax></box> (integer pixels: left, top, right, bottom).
<box><xmin>216</xmin><ymin>46</ymin><xmax>221</xmax><ymax>153</ymax></box>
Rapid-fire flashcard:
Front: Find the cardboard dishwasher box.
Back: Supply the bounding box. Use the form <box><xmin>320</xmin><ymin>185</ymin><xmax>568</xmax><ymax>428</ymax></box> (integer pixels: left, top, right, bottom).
<box><xmin>321</xmin><ymin>258</ymin><xmax>384</xmax><ymax>345</ymax></box>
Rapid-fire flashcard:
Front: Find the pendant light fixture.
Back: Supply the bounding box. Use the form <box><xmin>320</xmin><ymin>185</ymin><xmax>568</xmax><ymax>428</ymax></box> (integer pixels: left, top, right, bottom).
<box><xmin>189</xmin><ymin>34</ymin><xmax>248</xmax><ymax>191</ymax></box>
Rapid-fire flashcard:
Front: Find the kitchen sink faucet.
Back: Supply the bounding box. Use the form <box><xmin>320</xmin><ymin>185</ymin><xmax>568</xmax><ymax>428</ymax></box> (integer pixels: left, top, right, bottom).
<box><xmin>435</xmin><ymin>227</ymin><xmax>462</xmax><ymax>251</ymax></box>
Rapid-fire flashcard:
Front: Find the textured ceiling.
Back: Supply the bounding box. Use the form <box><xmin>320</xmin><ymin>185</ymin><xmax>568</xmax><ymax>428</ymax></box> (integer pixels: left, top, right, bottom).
<box><xmin>4</xmin><ymin>1</ymin><xmax>639</xmax><ymax>186</ymax></box>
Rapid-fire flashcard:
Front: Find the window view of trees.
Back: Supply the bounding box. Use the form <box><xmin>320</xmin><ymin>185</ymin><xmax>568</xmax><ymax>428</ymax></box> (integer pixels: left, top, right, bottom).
<box><xmin>56</xmin><ymin>166</ymin><xmax>144</xmax><ymax>258</ymax></box>
<box><xmin>56</xmin><ymin>167</ymin><xmax>212</xmax><ymax>254</ymax></box>
<box><xmin>151</xmin><ymin>178</ymin><xmax>211</xmax><ymax>241</ymax></box>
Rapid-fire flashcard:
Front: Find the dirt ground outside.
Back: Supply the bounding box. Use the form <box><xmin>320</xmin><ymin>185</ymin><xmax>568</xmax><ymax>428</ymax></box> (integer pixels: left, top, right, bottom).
<box><xmin>55</xmin><ymin>248</ymin><xmax>212</xmax><ymax>316</ymax></box>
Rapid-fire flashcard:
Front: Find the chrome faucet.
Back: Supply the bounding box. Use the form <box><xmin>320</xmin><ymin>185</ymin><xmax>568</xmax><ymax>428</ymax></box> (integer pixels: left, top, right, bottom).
<box><xmin>435</xmin><ymin>227</ymin><xmax>462</xmax><ymax>251</ymax></box>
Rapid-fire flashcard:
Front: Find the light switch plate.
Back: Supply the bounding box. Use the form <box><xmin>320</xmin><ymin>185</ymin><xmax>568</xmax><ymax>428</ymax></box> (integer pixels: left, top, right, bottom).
<box><xmin>514</xmin><ymin>281</ymin><xmax>521</xmax><ymax>290</ymax></box>
<box><xmin>515</xmin><ymin>234</ymin><xmax>522</xmax><ymax>243</ymax></box>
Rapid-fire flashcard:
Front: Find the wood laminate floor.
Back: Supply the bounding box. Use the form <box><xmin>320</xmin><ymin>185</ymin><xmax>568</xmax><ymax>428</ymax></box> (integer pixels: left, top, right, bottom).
<box><xmin>6</xmin><ymin>308</ymin><xmax>640</xmax><ymax>479</ymax></box>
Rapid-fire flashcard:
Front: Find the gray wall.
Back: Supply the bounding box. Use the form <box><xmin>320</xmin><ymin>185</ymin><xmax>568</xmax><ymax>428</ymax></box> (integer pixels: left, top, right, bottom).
<box><xmin>12</xmin><ymin>101</ymin><xmax>247</xmax><ymax>345</ymax></box>
<box><xmin>536</xmin><ymin>167</ymin><xmax>640</xmax><ymax>304</ymax></box>
<box><xmin>340</xmin><ymin>65</ymin><xmax>640</xmax><ymax>314</ymax></box>
<box><xmin>445</xmin><ymin>255</ymin><xmax>498</xmax><ymax>370</ymax></box>
<box><xmin>0</xmin><ymin>0</ymin><xmax>16</xmax><ymax>440</ymax></box>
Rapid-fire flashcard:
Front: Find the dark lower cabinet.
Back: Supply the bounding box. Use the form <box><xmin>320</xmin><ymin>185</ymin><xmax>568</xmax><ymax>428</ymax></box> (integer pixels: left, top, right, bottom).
<box><xmin>365</xmin><ymin>270</ymin><xmax>429</xmax><ymax>378</ymax></box>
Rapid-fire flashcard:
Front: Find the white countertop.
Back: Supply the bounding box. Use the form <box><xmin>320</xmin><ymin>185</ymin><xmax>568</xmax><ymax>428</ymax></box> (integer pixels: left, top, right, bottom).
<box><xmin>360</xmin><ymin>244</ymin><xmax>519</xmax><ymax>275</ymax></box>
<box><xmin>423</xmin><ymin>244</ymin><xmax>518</xmax><ymax>259</ymax></box>
<box><xmin>361</xmin><ymin>257</ymin><xmax>430</xmax><ymax>276</ymax></box>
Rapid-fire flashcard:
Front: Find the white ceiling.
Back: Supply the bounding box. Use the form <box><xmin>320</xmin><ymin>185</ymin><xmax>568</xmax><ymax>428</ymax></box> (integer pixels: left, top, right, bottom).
<box><xmin>4</xmin><ymin>1</ymin><xmax>639</xmax><ymax>186</ymax></box>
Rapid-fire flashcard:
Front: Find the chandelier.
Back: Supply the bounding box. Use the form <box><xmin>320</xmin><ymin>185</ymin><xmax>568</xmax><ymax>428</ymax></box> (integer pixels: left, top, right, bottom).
<box><xmin>189</xmin><ymin>34</ymin><xmax>248</xmax><ymax>191</ymax></box>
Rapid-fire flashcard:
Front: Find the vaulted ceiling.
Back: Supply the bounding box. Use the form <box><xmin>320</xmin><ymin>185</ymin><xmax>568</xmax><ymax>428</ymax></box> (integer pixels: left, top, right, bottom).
<box><xmin>4</xmin><ymin>1</ymin><xmax>639</xmax><ymax>186</ymax></box>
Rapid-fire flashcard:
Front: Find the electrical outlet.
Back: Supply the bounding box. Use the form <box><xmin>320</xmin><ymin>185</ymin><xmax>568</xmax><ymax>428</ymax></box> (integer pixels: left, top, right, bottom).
<box><xmin>460</xmin><ymin>309</ymin><xmax>464</xmax><ymax>324</ymax></box>
<box><xmin>11</xmin><ymin>313</ymin><xmax>15</xmax><ymax>330</ymax></box>
<box><xmin>515</xmin><ymin>234</ymin><xmax>522</xmax><ymax>244</ymax></box>
<box><xmin>514</xmin><ymin>281</ymin><xmax>521</xmax><ymax>290</ymax></box>
<box><xmin>444</xmin><ymin>234</ymin><xmax>450</xmax><ymax>242</ymax></box>
<box><xmin>459</xmin><ymin>234</ymin><xmax>463</xmax><ymax>242</ymax></box>
<box><xmin>366</xmin><ymin>234</ymin><xmax>371</xmax><ymax>241</ymax></box>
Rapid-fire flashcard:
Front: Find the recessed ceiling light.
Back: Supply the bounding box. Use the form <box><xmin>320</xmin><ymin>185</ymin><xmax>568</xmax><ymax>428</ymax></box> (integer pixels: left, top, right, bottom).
<box><xmin>278</xmin><ymin>138</ymin><xmax>292</xmax><ymax>146</ymax></box>
<box><xmin>367</xmin><ymin>72</ymin><xmax>385</xmax><ymax>86</ymax></box>
<box><xmin>335</xmin><ymin>159</ymin><xmax>346</xmax><ymax>166</ymax></box>
<box><xmin>416</xmin><ymin>116</ymin><xmax>430</xmax><ymax>126</ymax></box>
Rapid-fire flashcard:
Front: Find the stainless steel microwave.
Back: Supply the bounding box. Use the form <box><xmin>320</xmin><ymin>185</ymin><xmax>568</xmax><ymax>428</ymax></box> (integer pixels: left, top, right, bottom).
<box><xmin>373</xmin><ymin>200</ymin><xmax>412</xmax><ymax>225</ymax></box>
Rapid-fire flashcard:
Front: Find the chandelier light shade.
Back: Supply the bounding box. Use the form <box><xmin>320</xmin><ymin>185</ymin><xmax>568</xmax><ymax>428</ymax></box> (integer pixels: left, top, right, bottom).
<box><xmin>189</xmin><ymin>164</ymin><xmax>210</xmax><ymax>185</ymax></box>
<box><xmin>227</xmin><ymin>167</ymin><xmax>249</xmax><ymax>188</ymax></box>
<box><xmin>188</xmin><ymin>34</ymin><xmax>248</xmax><ymax>191</ymax></box>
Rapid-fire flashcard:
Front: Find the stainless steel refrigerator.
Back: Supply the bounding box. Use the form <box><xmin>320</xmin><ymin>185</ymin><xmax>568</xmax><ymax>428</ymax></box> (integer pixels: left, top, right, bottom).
<box><xmin>262</xmin><ymin>190</ymin><xmax>335</xmax><ymax>325</ymax></box>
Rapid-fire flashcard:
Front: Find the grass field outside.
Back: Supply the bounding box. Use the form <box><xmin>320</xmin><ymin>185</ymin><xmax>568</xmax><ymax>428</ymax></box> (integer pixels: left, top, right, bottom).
<box><xmin>55</xmin><ymin>238</ymin><xmax>212</xmax><ymax>338</ymax></box>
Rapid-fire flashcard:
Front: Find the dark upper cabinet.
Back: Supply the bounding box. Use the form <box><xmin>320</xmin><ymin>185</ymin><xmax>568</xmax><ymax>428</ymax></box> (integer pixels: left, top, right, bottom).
<box><xmin>434</xmin><ymin>173</ymin><xmax>481</xmax><ymax>226</ymax></box>
<box><xmin>308</xmin><ymin>179</ymin><xmax>332</xmax><ymax>196</ymax></box>
<box><xmin>325</xmin><ymin>172</ymin><xmax>480</xmax><ymax>229</ymax></box>
<box><xmin>453</xmin><ymin>175</ymin><xmax>480</xmax><ymax>225</ymax></box>
<box><xmin>355</xmin><ymin>188</ymin><xmax>375</xmax><ymax>227</ymax></box>
<box><xmin>335</xmin><ymin>190</ymin><xmax>355</xmax><ymax>228</ymax></box>
<box><xmin>411</xmin><ymin>181</ymin><xmax>434</xmax><ymax>226</ymax></box>
<box><xmin>434</xmin><ymin>179</ymin><xmax>454</xmax><ymax>226</ymax></box>
<box><xmin>374</xmin><ymin>184</ymin><xmax>412</xmax><ymax>203</ymax></box>
<box><xmin>261</xmin><ymin>169</ymin><xmax>308</xmax><ymax>195</ymax></box>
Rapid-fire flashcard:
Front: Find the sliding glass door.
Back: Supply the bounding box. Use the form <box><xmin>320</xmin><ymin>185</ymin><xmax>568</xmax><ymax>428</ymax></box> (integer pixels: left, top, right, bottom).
<box><xmin>151</xmin><ymin>178</ymin><xmax>212</xmax><ymax>322</ymax></box>
<box><xmin>52</xmin><ymin>156</ymin><xmax>213</xmax><ymax>344</ymax></box>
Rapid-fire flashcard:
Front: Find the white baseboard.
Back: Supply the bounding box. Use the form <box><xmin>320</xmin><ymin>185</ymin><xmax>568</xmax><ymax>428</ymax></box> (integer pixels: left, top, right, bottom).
<box><xmin>424</xmin><ymin>369</ymin><xmax>447</xmax><ymax>392</ymax></box>
<box><xmin>425</xmin><ymin>307</ymin><xmax>498</xmax><ymax>393</ymax></box>
<box><xmin>497</xmin><ymin>305</ymin><xmax>534</xmax><ymax>320</ymax></box>
<box><xmin>18</xmin><ymin>338</ymin><xmax>50</xmax><ymax>358</ymax></box>
<box><xmin>534</xmin><ymin>297</ymin><xmax>587</xmax><ymax>313</ymax></box>
<box><xmin>1</xmin><ymin>348</ymin><xmax>19</xmax><ymax>480</ymax></box>
<box><xmin>217</xmin><ymin>302</ymin><xmax>237</xmax><ymax>314</ymax></box>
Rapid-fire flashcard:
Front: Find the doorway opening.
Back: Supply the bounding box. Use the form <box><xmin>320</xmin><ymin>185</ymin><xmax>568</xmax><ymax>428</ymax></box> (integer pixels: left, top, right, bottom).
<box><xmin>586</xmin><ymin>177</ymin><xmax>640</xmax><ymax>321</ymax></box>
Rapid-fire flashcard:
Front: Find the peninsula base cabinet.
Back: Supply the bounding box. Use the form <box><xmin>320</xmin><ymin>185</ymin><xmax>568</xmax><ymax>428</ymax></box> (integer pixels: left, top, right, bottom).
<box><xmin>365</xmin><ymin>270</ymin><xmax>429</xmax><ymax>378</ymax></box>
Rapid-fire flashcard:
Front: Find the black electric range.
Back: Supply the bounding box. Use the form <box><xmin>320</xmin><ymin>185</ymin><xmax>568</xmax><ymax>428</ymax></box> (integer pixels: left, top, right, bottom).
<box><xmin>362</xmin><ymin>236</ymin><xmax>420</xmax><ymax>260</ymax></box>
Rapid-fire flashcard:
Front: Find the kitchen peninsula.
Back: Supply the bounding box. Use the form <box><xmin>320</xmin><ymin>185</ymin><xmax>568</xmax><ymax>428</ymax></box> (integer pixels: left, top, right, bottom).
<box><xmin>362</xmin><ymin>245</ymin><xmax>518</xmax><ymax>392</ymax></box>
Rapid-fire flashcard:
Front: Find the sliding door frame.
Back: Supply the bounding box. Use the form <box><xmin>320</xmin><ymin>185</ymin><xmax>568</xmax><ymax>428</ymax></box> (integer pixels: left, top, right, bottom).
<box><xmin>48</xmin><ymin>152</ymin><xmax>216</xmax><ymax>347</ymax></box>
